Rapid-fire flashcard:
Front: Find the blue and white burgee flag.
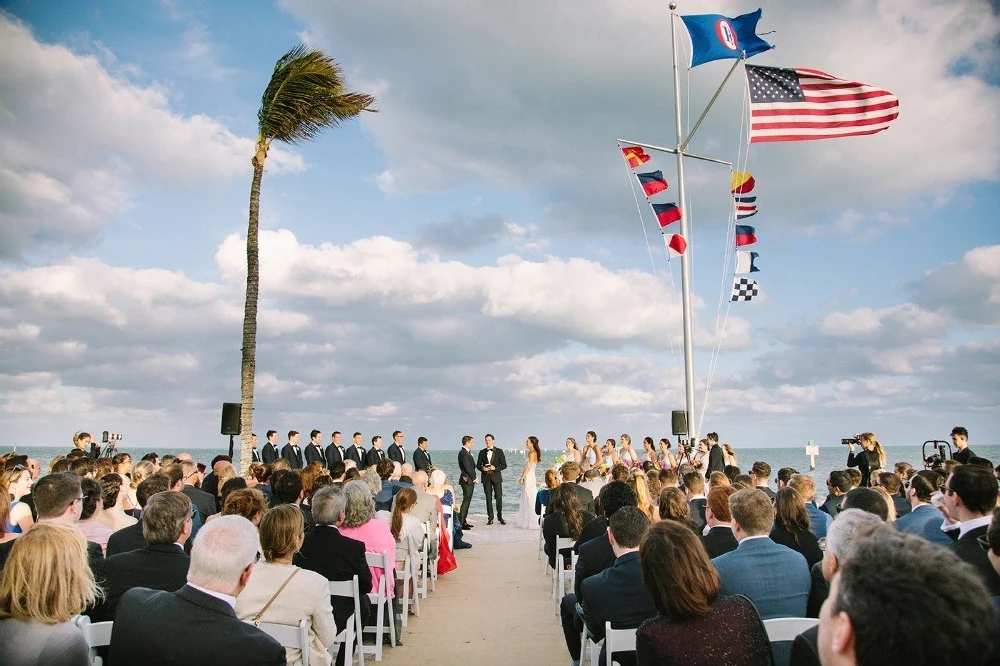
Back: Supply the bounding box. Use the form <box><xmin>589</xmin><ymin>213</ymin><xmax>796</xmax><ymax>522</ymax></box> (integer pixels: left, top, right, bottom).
<box><xmin>681</xmin><ymin>9</ymin><xmax>774</xmax><ymax>68</ymax></box>
<box><xmin>735</xmin><ymin>251</ymin><xmax>760</xmax><ymax>274</ymax></box>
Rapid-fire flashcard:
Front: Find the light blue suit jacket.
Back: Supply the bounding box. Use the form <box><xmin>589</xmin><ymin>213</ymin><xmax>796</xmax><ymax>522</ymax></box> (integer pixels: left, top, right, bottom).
<box><xmin>712</xmin><ymin>536</ymin><xmax>810</xmax><ymax>619</ymax></box>
<box><xmin>893</xmin><ymin>503</ymin><xmax>952</xmax><ymax>546</ymax></box>
<box><xmin>806</xmin><ymin>502</ymin><xmax>832</xmax><ymax>540</ymax></box>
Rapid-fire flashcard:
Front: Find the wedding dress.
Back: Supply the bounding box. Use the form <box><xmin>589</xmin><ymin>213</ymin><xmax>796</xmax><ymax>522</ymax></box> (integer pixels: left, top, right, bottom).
<box><xmin>514</xmin><ymin>461</ymin><xmax>539</xmax><ymax>530</ymax></box>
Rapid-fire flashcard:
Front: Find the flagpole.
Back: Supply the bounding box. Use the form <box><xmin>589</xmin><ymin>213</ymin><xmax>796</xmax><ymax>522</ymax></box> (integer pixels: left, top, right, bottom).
<box><xmin>681</xmin><ymin>55</ymin><xmax>744</xmax><ymax>152</ymax></box>
<box><xmin>669</xmin><ymin>2</ymin><xmax>697</xmax><ymax>446</ymax></box>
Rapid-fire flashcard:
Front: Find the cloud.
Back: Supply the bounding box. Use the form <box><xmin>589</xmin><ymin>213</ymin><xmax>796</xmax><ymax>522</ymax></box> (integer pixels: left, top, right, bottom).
<box><xmin>0</xmin><ymin>15</ymin><xmax>303</xmax><ymax>258</ymax></box>
<box><xmin>912</xmin><ymin>244</ymin><xmax>1000</xmax><ymax>326</ymax></box>
<box><xmin>282</xmin><ymin>0</ymin><xmax>1000</xmax><ymax>238</ymax></box>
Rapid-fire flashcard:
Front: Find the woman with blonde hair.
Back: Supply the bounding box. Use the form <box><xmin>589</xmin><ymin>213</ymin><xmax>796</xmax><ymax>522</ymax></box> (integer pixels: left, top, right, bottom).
<box><xmin>127</xmin><ymin>460</ymin><xmax>155</xmax><ymax>512</ymax></box>
<box><xmin>214</xmin><ymin>463</ymin><xmax>237</xmax><ymax>510</ymax></box>
<box><xmin>628</xmin><ymin>472</ymin><xmax>656</xmax><ymax>521</ymax></box>
<box><xmin>618</xmin><ymin>434</ymin><xmax>638</xmax><ymax>467</ymax></box>
<box><xmin>847</xmin><ymin>432</ymin><xmax>886</xmax><ymax>487</ymax></box>
<box><xmin>218</xmin><ymin>488</ymin><xmax>269</xmax><ymax>526</ymax></box>
<box><xmin>564</xmin><ymin>437</ymin><xmax>582</xmax><ymax>465</ymax></box>
<box><xmin>235</xmin><ymin>505</ymin><xmax>337</xmax><ymax>666</ymax></box>
<box><xmin>1</xmin><ymin>466</ymin><xmax>34</xmax><ymax>535</ymax></box>
<box><xmin>0</xmin><ymin>522</ymin><xmax>100</xmax><ymax>665</ymax></box>
<box><xmin>0</xmin><ymin>489</ymin><xmax>18</xmax><ymax>545</ymax></box>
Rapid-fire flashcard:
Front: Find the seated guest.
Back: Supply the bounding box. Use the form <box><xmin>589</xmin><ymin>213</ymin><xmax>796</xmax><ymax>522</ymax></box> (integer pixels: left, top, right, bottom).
<box><xmin>877</xmin><ymin>471</ymin><xmax>910</xmax><ymax>517</ymax></box>
<box><xmin>338</xmin><ymin>480</ymin><xmax>396</xmax><ymax>605</ymax></box>
<box><xmin>657</xmin><ymin>487</ymin><xmax>698</xmax><ymax>533</ymax></box>
<box><xmin>684</xmin><ymin>472</ymin><xmax>707</xmax><ymax>533</ymax></box>
<box><xmin>107</xmin><ymin>474</ymin><xmax>172</xmax><ymax>556</ymax></box>
<box><xmin>398</xmin><ymin>470</ymin><xmax>439</xmax><ymax>557</ymax></box>
<box><xmin>179</xmin><ymin>459</ymin><xmax>218</xmax><ymax>520</ymax></box>
<box><xmin>0</xmin><ymin>489</ymin><xmax>18</xmax><ymax>546</ymax></box>
<box><xmin>776</xmin><ymin>467</ymin><xmax>798</xmax><ymax>490</ymax></box>
<box><xmin>771</xmin><ymin>488</ymin><xmax>824</xmax><ymax>568</ymax></box>
<box><xmin>750</xmin><ymin>461</ymin><xmax>775</xmax><ymax>499</ymax></box>
<box><xmin>0</xmin><ymin>523</ymin><xmax>99</xmax><ymax>666</ymax></box>
<box><xmin>294</xmin><ymin>485</ymin><xmax>373</xmax><ymax>666</ymax></box>
<box><xmin>560</xmin><ymin>482</ymin><xmax>639</xmax><ymax>664</ymax></box>
<box><xmin>798</xmin><ymin>509</ymin><xmax>891</xmax><ymax>658</ymax></box>
<box><xmin>91</xmin><ymin>490</ymin><xmax>193</xmax><ymax>622</ymax></box>
<box><xmin>816</xmin><ymin>530</ymin><xmax>993</xmax><ymax>666</ymax></box>
<box><xmin>627</xmin><ymin>471</ymin><xmax>655</xmax><ymax>522</ymax></box>
<box><xmin>702</xmin><ymin>486</ymin><xmax>738</xmax><ymax>558</ymax></box>
<box><xmin>96</xmin><ymin>473</ymin><xmax>138</xmax><ymax>532</ymax></box>
<box><xmin>942</xmin><ymin>464</ymin><xmax>1000</xmax><ymax>594</ymax></box>
<box><xmin>579</xmin><ymin>468</ymin><xmax>605</xmax><ymax>501</ymax></box>
<box><xmin>200</xmin><ymin>455</ymin><xmax>233</xmax><ymax>502</ymax></box>
<box><xmin>219</xmin><ymin>477</ymin><xmax>248</xmax><ymax>507</ymax></box>
<box><xmin>712</xmin><ymin>488</ymin><xmax>810</xmax><ymax>619</ymax></box>
<box><xmin>250</xmin><ymin>463</ymin><xmax>275</xmax><ymax>505</ymax></box>
<box><xmin>212</xmin><ymin>464</ymin><xmax>238</xmax><ymax>511</ymax></box>
<box><xmin>636</xmin><ymin>521</ymin><xmax>772</xmax><ymax>666</ymax></box>
<box><xmin>788</xmin><ymin>474</ymin><xmax>832</xmax><ymax>540</ymax></box>
<box><xmin>109</xmin><ymin>516</ymin><xmax>285</xmax><ymax>665</ymax></box>
<box><xmin>236</xmin><ymin>505</ymin><xmax>337</xmax><ymax>666</ymax></box>
<box><xmin>578</xmin><ymin>507</ymin><xmax>657</xmax><ymax>666</ymax></box>
<box><xmin>77</xmin><ymin>477</ymin><xmax>114</xmax><ymax>556</ymax></box>
<box><xmin>2</xmin><ymin>465</ymin><xmax>34</xmax><ymax>534</ymax></box>
<box><xmin>373</xmin><ymin>458</ymin><xmax>399</xmax><ymax>511</ymax></box>
<box><xmin>841</xmin><ymin>487</ymin><xmax>889</xmax><ymax>522</ymax></box>
<box><xmin>893</xmin><ymin>470</ymin><xmax>951</xmax><ymax>545</ymax></box>
<box><xmin>544</xmin><ymin>484</ymin><xmax>595</xmax><ymax>570</ymax></box>
<box><xmin>820</xmin><ymin>470</ymin><xmax>851</xmax><ymax>518</ymax></box>
<box><xmin>536</xmin><ymin>469</ymin><xmax>560</xmax><ymax>515</ymax></box>
<box><xmin>273</xmin><ymin>471</ymin><xmax>315</xmax><ymax>535</ymax></box>
<box><xmin>377</xmin><ymin>487</ymin><xmax>424</xmax><ymax>560</ymax></box>
<box><xmin>219</xmin><ymin>488</ymin><xmax>269</xmax><ymax>526</ymax></box>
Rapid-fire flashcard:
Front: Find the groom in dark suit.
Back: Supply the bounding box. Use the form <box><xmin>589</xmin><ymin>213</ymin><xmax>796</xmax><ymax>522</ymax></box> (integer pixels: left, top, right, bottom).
<box><xmin>457</xmin><ymin>435</ymin><xmax>477</xmax><ymax>529</ymax></box>
<box><xmin>476</xmin><ymin>434</ymin><xmax>507</xmax><ymax>525</ymax></box>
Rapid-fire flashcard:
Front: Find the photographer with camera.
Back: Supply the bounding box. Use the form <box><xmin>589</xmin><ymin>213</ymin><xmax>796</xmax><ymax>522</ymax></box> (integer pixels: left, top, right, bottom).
<box><xmin>845</xmin><ymin>433</ymin><xmax>885</xmax><ymax>488</ymax></box>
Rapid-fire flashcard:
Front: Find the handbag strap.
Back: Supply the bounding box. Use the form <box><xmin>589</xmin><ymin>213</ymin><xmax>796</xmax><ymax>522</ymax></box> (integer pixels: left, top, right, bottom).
<box><xmin>252</xmin><ymin>567</ymin><xmax>299</xmax><ymax>626</ymax></box>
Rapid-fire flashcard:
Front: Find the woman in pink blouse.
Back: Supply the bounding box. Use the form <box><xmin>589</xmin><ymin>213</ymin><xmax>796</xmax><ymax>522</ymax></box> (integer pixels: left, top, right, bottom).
<box><xmin>338</xmin><ymin>480</ymin><xmax>396</xmax><ymax>599</ymax></box>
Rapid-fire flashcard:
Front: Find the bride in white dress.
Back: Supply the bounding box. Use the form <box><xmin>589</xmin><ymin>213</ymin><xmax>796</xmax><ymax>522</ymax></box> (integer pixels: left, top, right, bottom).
<box><xmin>514</xmin><ymin>436</ymin><xmax>541</xmax><ymax>530</ymax></box>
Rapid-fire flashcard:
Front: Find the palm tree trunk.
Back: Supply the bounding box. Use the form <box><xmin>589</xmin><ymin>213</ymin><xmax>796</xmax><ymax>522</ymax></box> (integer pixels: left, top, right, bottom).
<box><xmin>239</xmin><ymin>142</ymin><xmax>267</xmax><ymax>475</ymax></box>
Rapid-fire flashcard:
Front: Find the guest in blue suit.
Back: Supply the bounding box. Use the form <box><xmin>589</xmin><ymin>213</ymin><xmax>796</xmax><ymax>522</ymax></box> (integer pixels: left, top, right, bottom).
<box><xmin>893</xmin><ymin>470</ymin><xmax>951</xmax><ymax>546</ymax></box>
<box><xmin>712</xmin><ymin>488</ymin><xmax>811</xmax><ymax>619</ymax></box>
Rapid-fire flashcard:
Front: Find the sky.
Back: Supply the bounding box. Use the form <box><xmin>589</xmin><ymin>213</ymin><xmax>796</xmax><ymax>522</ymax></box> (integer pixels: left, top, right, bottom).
<box><xmin>0</xmin><ymin>0</ymin><xmax>998</xmax><ymax>453</ymax></box>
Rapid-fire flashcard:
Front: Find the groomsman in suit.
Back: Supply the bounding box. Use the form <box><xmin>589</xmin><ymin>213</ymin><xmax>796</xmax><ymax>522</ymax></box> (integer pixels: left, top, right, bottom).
<box><xmin>344</xmin><ymin>432</ymin><xmax>366</xmax><ymax>466</ymax></box>
<box><xmin>706</xmin><ymin>432</ymin><xmax>725</xmax><ymax>475</ymax></box>
<box><xmin>457</xmin><ymin>435</ymin><xmax>477</xmax><ymax>529</ymax></box>
<box><xmin>305</xmin><ymin>429</ymin><xmax>326</xmax><ymax>467</ymax></box>
<box><xmin>413</xmin><ymin>437</ymin><xmax>433</xmax><ymax>473</ymax></box>
<box><xmin>261</xmin><ymin>430</ymin><xmax>280</xmax><ymax>464</ymax></box>
<box><xmin>281</xmin><ymin>431</ymin><xmax>304</xmax><ymax>469</ymax></box>
<box><xmin>325</xmin><ymin>431</ymin><xmax>345</xmax><ymax>468</ymax></box>
<box><xmin>250</xmin><ymin>433</ymin><xmax>261</xmax><ymax>462</ymax></box>
<box><xmin>477</xmin><ymin>433</ymin><xmax>507</xmax><ymax>525</ymax></box>
<box><xmin>387</xmin><ymin>430</ymin><xmax>406</xmax><ymax>464</ymax></box>
<box><xmin>365</xmin><ymin>435</ymin><xmax>386</xmax><ymax>467</ymax></box>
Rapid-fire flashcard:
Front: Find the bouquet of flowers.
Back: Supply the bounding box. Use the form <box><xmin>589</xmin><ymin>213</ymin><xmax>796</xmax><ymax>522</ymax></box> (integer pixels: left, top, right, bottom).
<box><xmin>554</xmin><ymin>453</ymin><xmax>567</xmax><ymax>467</ymax></box>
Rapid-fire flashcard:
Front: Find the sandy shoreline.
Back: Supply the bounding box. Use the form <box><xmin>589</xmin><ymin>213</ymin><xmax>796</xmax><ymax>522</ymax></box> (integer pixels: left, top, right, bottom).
<box><xmin>375</xmin><ymin>513</ymin><xmax>567</xmax><ymax>666</ymax></box>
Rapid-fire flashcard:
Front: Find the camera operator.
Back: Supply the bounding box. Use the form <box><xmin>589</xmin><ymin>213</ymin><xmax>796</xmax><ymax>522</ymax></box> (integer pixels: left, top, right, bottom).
<box><xmin>950</xmin><ymin>426</ymin><xmax>976</xmax><ymax>464</ymax></box>
<box><xmin>71</xmin><ymin>431</ymin><xmax>102</xmax><ymax>459</ymax></box>
<box><xmin>845</xmin><ymin>432</ymin><xmax>885</xmax><ymax>488</ymax></box>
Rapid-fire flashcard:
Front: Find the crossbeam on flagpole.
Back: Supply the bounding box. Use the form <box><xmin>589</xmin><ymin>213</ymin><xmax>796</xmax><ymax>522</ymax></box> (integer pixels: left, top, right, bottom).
<box><xmin>615</xmin><ymin>138</ymin><xmax>733</xmax><ymax>167</ymax></box>
<box><xmin>680</xmin><ymin>55</ymin><xmax>745</xmax><ymax>152</ymax></box>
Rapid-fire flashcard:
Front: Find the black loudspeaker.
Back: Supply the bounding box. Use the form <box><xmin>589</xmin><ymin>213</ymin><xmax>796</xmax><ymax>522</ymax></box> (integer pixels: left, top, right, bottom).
<box><xmin>671</xmin><ymin>410</ymin><xmax>688</xmax><ymax>436</ymax></box>
<box><xmin>221</xmin><ymin>403</ymin><xmax>241</xmax><ymax>436</ymax></box>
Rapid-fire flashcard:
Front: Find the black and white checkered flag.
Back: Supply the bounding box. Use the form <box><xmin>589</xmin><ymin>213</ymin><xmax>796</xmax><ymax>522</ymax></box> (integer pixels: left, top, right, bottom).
<box><xmin>731</xmin><ymin>277</ymin><xmax>759</xmax><ymax>302</ymax></box>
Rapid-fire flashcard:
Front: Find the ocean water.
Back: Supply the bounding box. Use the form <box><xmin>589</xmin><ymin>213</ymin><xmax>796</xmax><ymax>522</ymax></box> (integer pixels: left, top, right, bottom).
<box><xmin>11</xmin><ymin>443</ymin><xmax>998</xmax><ymax>518</ymax></box>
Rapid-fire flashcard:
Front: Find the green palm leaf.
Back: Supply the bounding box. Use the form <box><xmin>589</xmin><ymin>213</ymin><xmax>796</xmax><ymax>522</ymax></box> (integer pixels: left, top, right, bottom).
<box><xmin>258</xmin><ymin>44</ymin><xmax>376</xmax><ymax>144</ymax></box>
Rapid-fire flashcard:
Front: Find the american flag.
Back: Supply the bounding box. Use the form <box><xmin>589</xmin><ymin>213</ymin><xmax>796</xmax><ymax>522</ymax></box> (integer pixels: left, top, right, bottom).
<box><xmin>746</xmin><ymin>65</ymin><xmax>899</xmax><ymax>143</ymax></box>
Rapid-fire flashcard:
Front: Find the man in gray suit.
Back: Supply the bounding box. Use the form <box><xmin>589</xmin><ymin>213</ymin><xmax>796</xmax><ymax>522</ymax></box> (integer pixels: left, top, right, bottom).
<box><xmin>711</xmin><ymin>488</ymin><xmax>810</xmax><ymax>619</ymax></box>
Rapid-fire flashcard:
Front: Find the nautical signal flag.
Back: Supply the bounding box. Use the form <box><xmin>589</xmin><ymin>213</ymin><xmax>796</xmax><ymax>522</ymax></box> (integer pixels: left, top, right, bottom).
<box><xmin>731</xmin><ymin>277</ymin><xmax>759</xmax><ymax>302</ymax></box>
<box><xmin>636</xmin><ymin>171</ymin><xmax>669</xmax><ymax>197</ymax></box>
<box><xmin>652</xmin><ymin>202</ymin><xmax>682</xmax><ymax>228</ymax></box>
<box><xmin>622</xmin><ymin>146</ymin><xmax>651</xmax><ymax>168</ymax></box>
<box><xmin>681</xmin><ymin>8</ymin><xmax>774</xmax><ymax>68</ymax></box>
<box><xmin>746</xmin><ymin>65</ymin><xmax>900</xmax><ymax>143</ymax></box>
<box><xmin>735</xmin><ymin>225</ymin><xmax>757</xmax><ymax>247</ymax></box>
<box><xmin>731</xmin><ymin>171</ymin><xmax>755</xmax><ymax>194</ymax></box>
<box><xmin>666</xmin><ymin>233</ymin><xmax>687</xmax><ymax>257</ymax></box>
<box><xmin>735</xmin><ymin>195</ymin><xmax>757</xmax><ymax>219</ymax></box>
<box><xmin>735</xmin><ymin>251</ymin><xmax>760</xmax><ymax>273</ymax></box>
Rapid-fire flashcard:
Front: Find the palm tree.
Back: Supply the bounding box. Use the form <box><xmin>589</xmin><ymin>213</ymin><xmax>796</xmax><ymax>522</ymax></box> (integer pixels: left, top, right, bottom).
<box><xmin>239</xmin><ymin>46</ymin><xmax>375</xmax><ymax>473</ymax></box>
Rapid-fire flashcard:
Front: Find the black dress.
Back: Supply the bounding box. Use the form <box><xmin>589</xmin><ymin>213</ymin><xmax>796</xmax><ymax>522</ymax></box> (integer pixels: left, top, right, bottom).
<box><xmin>846</xmin><ymin>448</ymin><xmax>880</xmax><ymax>487</ymax></box>
<box><xmin>636</xmin><ymin>595</ymin><xmax>772</xmax><ymax>666</ymax></box>
<box><xmin>771</xmin><ymin>523</ymin><xmax>824</xmax><ymax>568</ymax></box>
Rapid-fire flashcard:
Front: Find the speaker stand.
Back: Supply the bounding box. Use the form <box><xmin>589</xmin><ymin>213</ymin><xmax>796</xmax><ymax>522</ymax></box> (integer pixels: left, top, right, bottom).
<box><xmin>228</xmin><ymin>434</ymin><xmax>235</xmax><ymax>461</ymax></box>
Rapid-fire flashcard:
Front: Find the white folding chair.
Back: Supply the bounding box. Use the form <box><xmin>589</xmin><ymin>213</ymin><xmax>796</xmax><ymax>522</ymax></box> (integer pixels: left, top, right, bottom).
<box><xmin>538</xmin><ymin>502</ymin><xmax>547</xmax><ymax>570</ymax></box>
<box><xmin>762</xmin><ymin>617</ymin><xmax>819</xmax><ymax>642</ymax></box>
<box><xmin>361</xmin><ymin>550</ymin><xmax>397</xmax><ymax>661</ymax></box>
<box><xmin>257</xmin><ymin>618</ymin><xmax>314</xmax><ymax>666</ymax></box>
<box><xmin>328</xmin><ymin>576</ymin><xmax>361</xmax><ymax>666</ymax></box>
<box><xmin>397</xmin><ymin>536</ymin><xmax>421</xmax><ymax>626</ymax></box>
<box><xmin>417</xmin><ymin>521</ymin><xmax>432</xmax><ymax>597</ymax></box>
<box><xmin>73</xmin><ymin>615</ymin><xmax>113</xmax><ymax>666</ymax></box>
<box><xmin>580</xmin><ymin>623</ymin><xmax>603</xmax><ymax>666</ymax></box>
<box><xmin>551</xmin><ymin>536</ymin><xmax>576</xmax><ymax>614</ymax></box>
<box><xmin>441</xmin><ymin>504</ymin><xmax>454</xmax><ymax>550</ymax></box>
<box><xmin>604</xmin><ymin>621</ymin><xmax>637</xmax><ymax>666</ymax></box>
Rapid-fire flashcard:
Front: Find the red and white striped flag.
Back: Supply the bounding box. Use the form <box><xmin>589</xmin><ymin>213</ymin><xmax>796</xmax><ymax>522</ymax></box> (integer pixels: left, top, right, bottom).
<box><xmin>746</xmin><ymin>65</ymin><xmax>899</xmax><ymax>143</ymax></box>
